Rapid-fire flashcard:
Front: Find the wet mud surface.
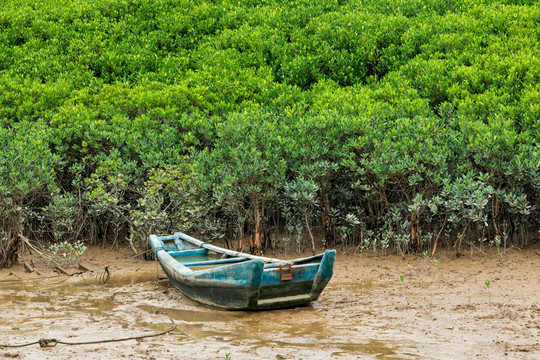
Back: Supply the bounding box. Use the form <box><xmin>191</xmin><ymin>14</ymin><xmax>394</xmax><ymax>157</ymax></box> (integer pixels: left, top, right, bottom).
<box><xmin>1</xmin><ymin>245</ymin><xmax>539</xmax><ymax>359</ymax></box>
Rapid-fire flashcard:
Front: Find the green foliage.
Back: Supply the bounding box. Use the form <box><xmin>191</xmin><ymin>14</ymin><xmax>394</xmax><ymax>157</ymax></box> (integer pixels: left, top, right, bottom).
<box><xmin>47</xmin><ymin>240</ymin><xmax>86</xmax><ymax>266</ymax></box>
<box><xmin>0</xmin><ymin>122</ymin><xmax>58</xmax><ymax>199</ymax></box>
<box><xmin>0</xmin><ymin>0</ymin><xmax>538</xmax><ymax>259</ymax></box>
<box><xmin>0</xmin><ymin>121</ymin><xmax>58</xmax><ymax>266</ymax></box>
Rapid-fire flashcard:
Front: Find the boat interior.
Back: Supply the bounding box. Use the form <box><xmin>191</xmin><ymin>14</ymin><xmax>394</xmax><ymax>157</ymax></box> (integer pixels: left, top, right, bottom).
<box><xmin>157</xmin><ymin>235</ymin><xmax>324</xmax><ymax>271</ymax></box>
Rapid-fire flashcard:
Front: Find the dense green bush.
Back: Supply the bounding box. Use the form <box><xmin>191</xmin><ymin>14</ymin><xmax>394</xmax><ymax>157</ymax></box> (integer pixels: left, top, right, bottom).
<box><xmin>1</xmin><ymin>0</ymin><xmax>538</xmax><ymax>265</ymax></box>
<box><xmin>0</xmin><ymin>122</ymin><xmax>58</xmax><ymax>266</ymax></box>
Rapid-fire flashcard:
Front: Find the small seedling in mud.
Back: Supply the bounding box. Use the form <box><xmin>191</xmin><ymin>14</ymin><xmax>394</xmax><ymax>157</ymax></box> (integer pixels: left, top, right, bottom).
<box><xmin>48</xmin><ymin>240</ymin><xmax>87</xmax><ymax>266</ymax></box>
<box><xmin>225</xmin><ymin>353</ymin><xmax>231</xmax><ymax>359</ymax></box>
<box><xmin>400</xmin><ymin>273</ymin><xmax>409</xmax><ymax>305</ymax></box>
<box><xmin>423</xmin><ymin>250</ymin><xmax>429</xmax><ymax>263</ymax></box>
<box><xmin>430</xmin><ymin>259</ymin><xmax>439</xmax><ymax>283</ymax></box>
<box><xmin>485</xmin><ymin>280</ymin><xmax>492</xmax><ymax>306</ymax></box>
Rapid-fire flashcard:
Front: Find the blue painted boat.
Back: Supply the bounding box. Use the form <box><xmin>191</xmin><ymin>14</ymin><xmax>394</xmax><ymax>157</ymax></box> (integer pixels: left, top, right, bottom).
<box><xmin>149</xmin><ymin>232</ymin><xmax>336</xmax><ymax>310</ymax></box>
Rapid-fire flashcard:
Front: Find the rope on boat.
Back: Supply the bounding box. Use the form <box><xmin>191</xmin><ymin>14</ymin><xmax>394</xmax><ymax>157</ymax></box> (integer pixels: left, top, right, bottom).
<box><xmin>0</xmin><ymin>316</ymin><xmax>177</xmax><ymax>348</ymax></box>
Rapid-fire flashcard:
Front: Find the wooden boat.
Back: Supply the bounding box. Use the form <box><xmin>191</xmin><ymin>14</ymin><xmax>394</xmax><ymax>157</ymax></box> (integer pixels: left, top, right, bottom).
<box><xmin>149</xmin><ymin>232</ymin><xmax>336</xmax><ymax>310</ymax></box>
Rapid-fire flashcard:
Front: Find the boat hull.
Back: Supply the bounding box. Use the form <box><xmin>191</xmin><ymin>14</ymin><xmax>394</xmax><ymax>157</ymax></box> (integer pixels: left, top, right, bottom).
<box><xmin>150</xmin><ymin>233</ymin><xmax>335</xmax><ymax>310</ymax></box>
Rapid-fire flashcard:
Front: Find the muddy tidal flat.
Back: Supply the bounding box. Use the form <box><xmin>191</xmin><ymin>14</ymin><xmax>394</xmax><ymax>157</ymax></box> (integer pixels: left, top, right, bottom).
<box><xmin>1</xmin><ymin>245</ymin><xmax>539</xmax><ymax>360</ymax></box>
